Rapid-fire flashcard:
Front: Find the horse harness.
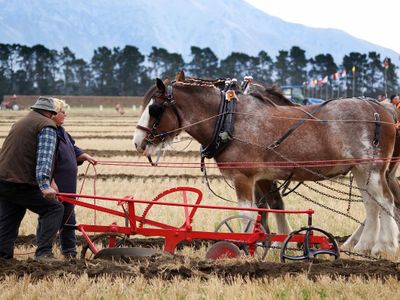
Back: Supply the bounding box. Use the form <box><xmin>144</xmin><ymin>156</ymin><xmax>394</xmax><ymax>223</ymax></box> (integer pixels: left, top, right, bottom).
<box><xmin>200</xmin><ymin>84</ymin><xmax>238</xmax><ymax>169</ymax></box>
<box><xmin>136</xmin><ymin>84</ymin><xmax>182</xmax><ymax>145</ymax></box>
<box><xmin>267</xmin><ymin>97</ymin><xmax>384</xmax><ymax>150</ymax></box>
<box><xmin>136</xmin><ymin>84</ymin><xmax>182</xmax><ymax>165</ymax></box>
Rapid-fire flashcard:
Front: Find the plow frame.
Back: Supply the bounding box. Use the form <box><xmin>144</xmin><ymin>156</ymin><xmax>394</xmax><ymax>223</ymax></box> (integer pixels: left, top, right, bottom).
<box><xmin>58</xmin><ymin>186</ymin><xmax>338</xmax><ymax>260</ymax></box>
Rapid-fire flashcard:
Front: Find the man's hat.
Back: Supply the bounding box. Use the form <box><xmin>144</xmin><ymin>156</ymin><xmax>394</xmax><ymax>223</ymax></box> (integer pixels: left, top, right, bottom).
<box><xmin>30</xmin><ymin>97</ymin><xmax>58</xmax><ymax>114</ymax></box>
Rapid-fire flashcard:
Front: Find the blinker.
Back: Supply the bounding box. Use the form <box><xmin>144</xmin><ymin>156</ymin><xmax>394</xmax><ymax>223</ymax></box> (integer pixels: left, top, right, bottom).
<box><xmin>149</xmin><ymin>103</ymin><xmax>165</xmax><ymax>119</ymax></box>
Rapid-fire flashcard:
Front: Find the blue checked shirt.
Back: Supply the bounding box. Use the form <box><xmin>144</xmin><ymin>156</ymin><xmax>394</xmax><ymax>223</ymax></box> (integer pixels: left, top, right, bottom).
<box><xmin>36</xmin><ymin>127</ymin><xmax>57</xmax><ymax>190</ymax></box>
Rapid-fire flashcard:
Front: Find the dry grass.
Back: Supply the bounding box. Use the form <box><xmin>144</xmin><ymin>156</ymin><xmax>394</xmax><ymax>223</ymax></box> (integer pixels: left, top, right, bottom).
<box><xmin>1</xmin><ymin>108</ymin><xmax>399</xmax><ymax>298</ymax></box>
<box><xmin>0</xmin><ymin>275</ymin><xmax>399</xmax><ymax>299</ymax></box>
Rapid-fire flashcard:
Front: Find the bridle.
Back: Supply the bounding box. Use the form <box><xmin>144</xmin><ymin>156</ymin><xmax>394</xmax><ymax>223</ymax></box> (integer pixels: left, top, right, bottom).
<box><xmin>136</xmin><ymin>84</ymin><xmax>182</xmax><ymax>164</ymax></box>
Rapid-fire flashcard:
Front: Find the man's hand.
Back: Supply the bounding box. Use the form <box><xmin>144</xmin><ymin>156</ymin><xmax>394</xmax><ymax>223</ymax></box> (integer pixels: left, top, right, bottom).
<box><xmin>50</xmin><ymin>179</ymin><xmax>59</xmax><ymax>192</ymax></box>
<box><xmin>78</xmin><ymin>153</ymin><xmax>97</xmax><ymax>165</ymax></box>
<box><xmin>42</xmin><ymin>187</ymin><xmax>57</xmax><ymax>200</ymax></box>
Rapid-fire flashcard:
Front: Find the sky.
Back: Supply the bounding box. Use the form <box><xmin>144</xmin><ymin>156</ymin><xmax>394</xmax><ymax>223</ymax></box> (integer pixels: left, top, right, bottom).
<box><xmin>245</xmin><ymin>0</ymin><xmax>400</xmax><ymax>57</ymax></box>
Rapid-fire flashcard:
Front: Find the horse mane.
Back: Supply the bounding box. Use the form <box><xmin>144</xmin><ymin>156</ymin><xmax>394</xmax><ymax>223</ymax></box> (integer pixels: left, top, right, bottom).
<box><xmin>250</xmin><ymin>84</ymin><xmax>296</xmax><ymax>107</ymax></box>
<box><xmin>265</xmin><ymin>85</ymin><xmax>295</xmax><ymax>106</ymax></box>
<box><xmin>250</xmin><ymin>92</ymin><xmax>278</xmax><ymax>107</ymax></box>
<box><xmin>142</xmin><ymin>85</ymin><xmax>158</xmax><ymax>107</ymax></box>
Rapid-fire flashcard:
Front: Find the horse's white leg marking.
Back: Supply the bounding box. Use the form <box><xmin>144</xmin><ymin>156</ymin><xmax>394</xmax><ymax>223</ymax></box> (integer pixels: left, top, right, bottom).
<box><xmin>349</xmin><ymin>169</ymin><xmax>399</xmax><ymax>254</ymax></box>
<box><xmin>235</xmin><ymin>175</ymin><xmax>258</xmax><ymax>231</ymax></box>
<box><xmin>133</xmin><ymin>99</ymin><xmax>153</xmax><ymax>152</ymax></box>
<box><xmin>346</xmin><ymin>169</ymin><xmax>379</xmax><ymax>253</ymax></box>
<box><xmin>238</xmin><ymin>199</ymin><xmax>257</xmax><ymax>220</ymax></box>
<box><xmin>341</xmin><ymin>220</ymin><xmax>365</xmax><ymax>250</ymax></box>
<box><xmin>273</xmin><ymin>213</ymin><xmax>292</xmax><ymax>234</ymax></box>
<box><xmin>367</xmin><ymin>173</ymin><xmax>399</xmax><ymax>254</ymax></box>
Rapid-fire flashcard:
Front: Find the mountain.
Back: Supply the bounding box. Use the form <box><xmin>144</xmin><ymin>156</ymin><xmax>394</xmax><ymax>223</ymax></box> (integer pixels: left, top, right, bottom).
<box><xmin>0</xmin><ymin>0</ymin><xmax>398</xmax><ymax>63</ymax></box>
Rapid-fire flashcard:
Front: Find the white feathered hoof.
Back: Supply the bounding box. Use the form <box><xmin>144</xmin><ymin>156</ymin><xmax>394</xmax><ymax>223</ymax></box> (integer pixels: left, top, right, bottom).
<box><xmin>341</xmin><ymin>237</ymin><xmax>357</xmax><ymax>251</ymax></box>
<box><xmin>371</xmin><ymin>241</ymin><xmax>399</xmax><ymax>256</ymax></box>
<box><xmin>353</xmin><ymin>240</ymin><xmax>374</xmax><ymax>254</ymax></box>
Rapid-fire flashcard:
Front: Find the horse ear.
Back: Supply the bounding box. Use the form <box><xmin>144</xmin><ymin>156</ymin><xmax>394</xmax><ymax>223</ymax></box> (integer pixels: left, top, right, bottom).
<box><xmin>156</xmin><ymin>78</ymin><xmax>166</xmax><ymax>92</ymax></box>
<box><xmin>176</xmin><ymin>70</ymin><xmax>185</xmax><ymax>82</ymax></box>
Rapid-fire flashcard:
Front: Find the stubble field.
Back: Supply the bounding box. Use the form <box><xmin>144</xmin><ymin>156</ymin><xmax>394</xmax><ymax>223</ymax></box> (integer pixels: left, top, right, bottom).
<box><xmin>0</xmin><ymin>107</ymin><xmax>399</xmax><ymax>299</ymax></box>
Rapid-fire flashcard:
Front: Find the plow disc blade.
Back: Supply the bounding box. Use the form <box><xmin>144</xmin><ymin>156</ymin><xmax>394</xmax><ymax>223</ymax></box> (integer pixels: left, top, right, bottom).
<box><xmin>205</xmin><ymin>241</ymin><xmax>241</xmax><ymax>260</ymax></box>
<box><xmin>94</xmin><ymin>247</ymin><xmax>160</xmax><ymax>261</ymax></box>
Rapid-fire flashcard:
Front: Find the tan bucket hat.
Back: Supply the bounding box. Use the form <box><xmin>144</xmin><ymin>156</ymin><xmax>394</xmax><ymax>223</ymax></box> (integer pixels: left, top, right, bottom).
<box><xmin>30</xmin><ymin>97</ymin><xmax>58</xmax><ymax>114</ymax></box>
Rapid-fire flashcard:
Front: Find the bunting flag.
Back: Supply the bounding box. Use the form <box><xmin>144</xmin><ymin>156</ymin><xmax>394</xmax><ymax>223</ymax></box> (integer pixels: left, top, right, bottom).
<box><xmin>321</xmin><ymin>76</ymin><xmax>328</xmax><ymax>84</ymax></box>
<box><xmin>333</xmin><ymin>72</ymin><xmax>339</xmax><ymax>80</ymax></box>
<box><xmin>383</xmin><ymin>57</ymin><xmax>390</xmax><ymax>69</ymax></box>
<box><xmin>341</xmin><ymin>69</ymin><xmax>347</xmax><ymax>77</ymax></box>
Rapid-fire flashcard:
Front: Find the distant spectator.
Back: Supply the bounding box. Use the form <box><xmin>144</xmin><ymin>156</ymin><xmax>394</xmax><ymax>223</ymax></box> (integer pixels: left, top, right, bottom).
<box><xmin>378</xmin><ymin>94</ymin><xmax>391</xmax><ymax>106</ymax></box>
<box><xmin>390</xmin><ymin>94</ymin><xmax>400</xmax><ymax>109</ymax></box>
<box><xmin>115</xmin><ymin>103</ymin><xmax>125</xmax><ymax>115</ymax></box>
<box><xmin>377</xmin><ymin>94</ymin><xmax>386</xmax><ymax>102</ymax></box>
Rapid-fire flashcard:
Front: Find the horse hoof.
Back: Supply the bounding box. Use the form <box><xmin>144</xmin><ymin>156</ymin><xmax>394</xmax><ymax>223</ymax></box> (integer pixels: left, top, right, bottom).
<box><xmin>341</xmin><ymin>239</ymin><xmax>356</xmax><ymax>251</ymax></box>
<box><xmin>353</xmin><ymin>242</ymin><xmax>373</xmax><ymax>254</ymax></box>
<box><xmin>371</xmin><ymin>243</ymin><xmax>398</xmax><ymax>256</ymax></box>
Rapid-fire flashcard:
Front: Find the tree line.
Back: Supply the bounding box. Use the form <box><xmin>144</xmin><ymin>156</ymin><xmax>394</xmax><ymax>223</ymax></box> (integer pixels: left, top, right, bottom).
<box><xmin>0</xmin><ymin>43</ymin><xmax>398</xmax><ymax>99</ymax></box>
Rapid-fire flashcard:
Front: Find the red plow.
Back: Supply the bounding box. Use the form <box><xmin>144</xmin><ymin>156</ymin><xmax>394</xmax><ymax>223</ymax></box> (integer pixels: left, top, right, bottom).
<box><xmin>58</xmin><ymin>186</ymin><xmax>340</xmax><ymax>262</ymax></box>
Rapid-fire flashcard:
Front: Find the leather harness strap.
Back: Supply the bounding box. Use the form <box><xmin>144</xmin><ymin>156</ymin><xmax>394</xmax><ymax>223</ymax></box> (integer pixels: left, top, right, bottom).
<box><xmin>200</xmin><ymin>90</ymin><xmax>237</xmax><ymax>170</ymax></box>
<box><xmin>267</xmin><ymin>98</ymin><xmax>337</xmax><ymax>150</ymax></box>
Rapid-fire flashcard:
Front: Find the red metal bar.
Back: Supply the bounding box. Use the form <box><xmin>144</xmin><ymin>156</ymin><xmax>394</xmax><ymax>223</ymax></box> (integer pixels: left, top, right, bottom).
<box><xmin>79</xmin><ymin>226</ymin><xmax>99</xmax><ymax>255</ymax></box>
<box><xmin>58</xmin><ymin>192</ymin><xmax>314</xmax><ymax>215</ymax></box>
<box><xmin>182</xmin><ymin>190</ymin><xmax>191</xmax><ymax>230</ymax></box>
<box><xmin>59</xmin><ymin>196</ymin><xmax>127</xmax><ymax>218</ymax></box>
<box><xmin>57</xmin><ymin>188</ymin><xmax>334</xmax><ymax>256</ymax></box>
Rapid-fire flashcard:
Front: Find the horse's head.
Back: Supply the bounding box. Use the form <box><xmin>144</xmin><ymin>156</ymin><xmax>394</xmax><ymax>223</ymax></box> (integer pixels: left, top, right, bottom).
<box><xmin>133</xmin><ymin>77</ymin><xmax>182</xmax><ymax>156</ymax></box>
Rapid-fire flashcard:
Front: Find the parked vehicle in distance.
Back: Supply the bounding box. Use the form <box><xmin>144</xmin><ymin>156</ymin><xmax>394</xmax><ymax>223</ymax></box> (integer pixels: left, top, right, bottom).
<box><xmin>281</xmin><ymin>85</ymin><xmax>323</xmax><ymax>105</ymax></box>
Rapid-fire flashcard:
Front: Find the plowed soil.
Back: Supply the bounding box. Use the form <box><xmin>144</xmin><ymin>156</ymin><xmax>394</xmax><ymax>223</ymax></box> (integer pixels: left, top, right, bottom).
<box><xmin>3</xmin><ymin>235</ymin><xmax>399</xmax><ymax>281</ymax></box>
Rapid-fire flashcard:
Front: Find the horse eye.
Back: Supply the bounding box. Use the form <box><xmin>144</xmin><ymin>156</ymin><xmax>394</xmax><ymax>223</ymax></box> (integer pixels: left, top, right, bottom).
<box><xmin>149</xmin><ymin>103</ymin><xmax>165</xmax><ymax>118</ymax></box>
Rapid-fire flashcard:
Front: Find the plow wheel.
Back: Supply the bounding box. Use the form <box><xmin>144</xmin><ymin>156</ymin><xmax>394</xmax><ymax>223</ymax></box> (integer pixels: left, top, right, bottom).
<box><xmin>214</xmin><ymin>215</ymin><xmax>270</xmax><ymax>260</ymax></box>
<box><xmin>81</xmin><ymin>233</ymin><xmax>135</xmax><ymax>261</ymax></box>
<box><xmin>205</xmin><ymin>241</ymin><xmax>241</xmax><ymax>259</ymax></box>
<box><xmin>280</xmin><ymin>226</ymin><xmax>340</xmax><ymax>263</ymax></box>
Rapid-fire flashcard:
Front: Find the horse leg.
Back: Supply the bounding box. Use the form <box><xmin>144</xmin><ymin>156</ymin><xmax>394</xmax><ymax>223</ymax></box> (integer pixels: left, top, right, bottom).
<box><xmin>343</xmin><ymin>168</ymin><xmax>380</xmax><ymax>252</ymax></box>
<box><xmin>255</xmin><ymin>180</ymin><xmax>292</xmax><ymax>234</ymax></box>
<box><xmin>387</xmin><ymin>164</ymin><xmax>400</xmax><ymax>233</ymax></box>
<box><xmin>233</xmin><ymin>174</ymin><xmax>257</xmax><ymax>228</ymax></box>
<box><xmin>351</xmin><ymin>168</ymin><xmax>398</xmax><ymax>254</ymax></box>
<box><xmin>370</xmin><ymin>171</ymin><xmax>399</xmax><ymax>255</ymax></box>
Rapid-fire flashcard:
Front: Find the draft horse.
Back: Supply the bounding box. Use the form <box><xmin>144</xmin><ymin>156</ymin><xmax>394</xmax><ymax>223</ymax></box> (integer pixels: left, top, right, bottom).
<box><xmin>133</xmin><ymin>71</ymin><xmax>399</xmax><ymax>255</ymax></box>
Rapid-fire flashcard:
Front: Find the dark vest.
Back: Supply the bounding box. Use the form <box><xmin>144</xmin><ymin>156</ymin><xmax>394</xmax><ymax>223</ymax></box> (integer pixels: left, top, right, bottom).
<box><xmin>0</xmin><ymin>111</ymin><xmax>56</xmax><ymax>185</ymax></box>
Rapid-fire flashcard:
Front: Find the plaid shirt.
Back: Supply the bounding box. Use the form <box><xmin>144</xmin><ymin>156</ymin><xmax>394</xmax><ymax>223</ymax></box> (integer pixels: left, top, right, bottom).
<box><xmin>36</xmin><ymin>127</ymin><xmax>57</xmax><ymax>190</ymax></box>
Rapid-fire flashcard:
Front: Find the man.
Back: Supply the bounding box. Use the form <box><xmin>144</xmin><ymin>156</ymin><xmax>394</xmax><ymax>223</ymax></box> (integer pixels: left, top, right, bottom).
<box><xmin>36</xmin><ymin>98</ymin><xmax>96</xmax><ymax>259</ymax></box>
<box><xmin>0</xmin><ymin>97</ymin><xmax>64</xmax><ymax>261</ymax></box>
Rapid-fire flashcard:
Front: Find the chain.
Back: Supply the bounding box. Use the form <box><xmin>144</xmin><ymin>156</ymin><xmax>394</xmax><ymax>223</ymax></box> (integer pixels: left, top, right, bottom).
<box><xmin>170</xmin><ymin>137</ymin><xmax>193</xmax><ymax>151</ymax></box>
<box><xmin>347</xmin><ymin>173</ymin><xmax>354</xmax><ymax>213</ymax></box>
<box><xmin>263</xmin><ymin>242</ymin><xmax>382</xmax><ymax>261</ymax></box>
<box><xmin>291</xmin><ymin>190</ymin><xmax>363</xmax><ymax>224</ymax></box>
<box><xmin>302</xmin><ymin>182</ymin><xmax>362</xmax><ymax>202</ymax></box>
<box><xmin>314</xmin><ymin>181</ymin><xmax>362</xmax><ymax>199</ymax></box>
<box><xmin>339</xmin><ymin>250</ymin><xmax>381</xmax><ymax>261</ymax></box>
<box><xmin>233</xmin><ymin>136</ymin><xmax>400</xmax><ymax>225</ymax></box>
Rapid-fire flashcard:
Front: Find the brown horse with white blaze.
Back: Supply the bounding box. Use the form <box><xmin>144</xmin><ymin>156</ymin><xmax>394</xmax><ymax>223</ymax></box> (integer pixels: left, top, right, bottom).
<box><xmin>134</xmin><ymin>71</ymin><xmax>399</xmax><ymax>255</ymax></box>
